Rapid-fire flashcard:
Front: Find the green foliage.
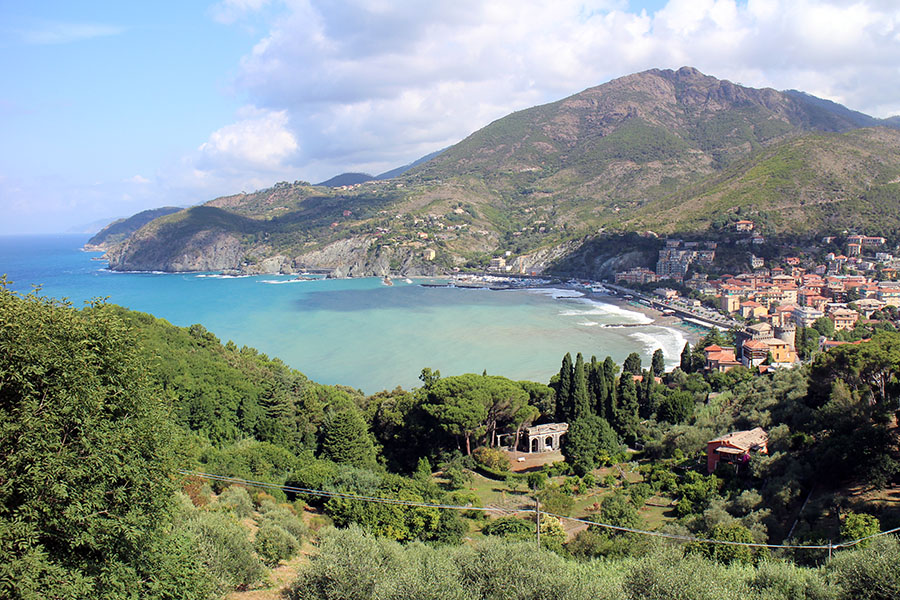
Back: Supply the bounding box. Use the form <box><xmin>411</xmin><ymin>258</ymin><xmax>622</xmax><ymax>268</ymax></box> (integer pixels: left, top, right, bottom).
<box><xmin>694</xmin><ymin>522</ymin><xmax>756</xmax><ymax>565</ymax></box>
<box><xmin>473</xmin><ymin>446</ymin><xmax>511</xmax><ymax>472</ymax></box>
<box><xmin>527</xmin><ymin>472</ymin><xmax>548</xmax><ymax>491</ymax></box>
<box><xmin>482</xmin><ymin>516</ymin><xmax>533</xmax><ymax>538</ymax></box>
<box><xmin>563</xmin><ymin>414</ymin><xmax>620</xmax><ymax>475</ymax></box>
<box><xmin>536</xmin><ymin>487</ymin><xmax>575</xmax><ymax>516</ymax></box>
<box><xmin>623</xmin><ymin>352</ymin><xmax>642</xmax><ymax>375</ymax></box>
<box><xmin>624</xmin><ymin>546</ymin><xmax>755</xmax><ymax>599</ymax></box>
<box><xmin>652</xmin><ymin>348</ymin><xmax>666</xmax><ymax>377</ymax></box>
<box><xmin>287</xmin><ymin>525</ymin><xmax>624</xmax><ymax>600</ymax></box>
<box><xmin>218</xmin><ymin>485</ymin><xmax>254</xmax><ymax>518</ymax></box>
<box><xmin>254</xmin><ymin>522</ymin><xmax>300</xmax><ymax>567</ymax></box>
<box><xmin>658</xmin><ymin>390</ymin><xmax>695</xmax><ymax>424</ymax></box>
<box><xmin>320</xmin><ymin>408</ymin><xmax>377</xmax><ymax>468</ymax></box>
<box><xmin>827</xmin><ymin>535</ymin><xmax>900</xmax><ymax>600</ymax></box>
<box><xmin>0</xmin><ymin>284</ymin><xmax>213</xmax><ymax>599</ymax></box>
<box><xmin>259</xmin><ymin>505</ymin><xmax>309</xmax><ymax>543</ymax></box>
<box><xmin>839</xmin><ymin>511</ymin><xmax>880</xmax><ymax>547</ymax></box>
<box><xmin>599</xmin><ymin>493</ymin><xmax>640</xmax><ymax>529</ymax></box>
<box><xmin>177</xmin><ymin>507</ymin><xmax>266</xmax><ymax>593</ymax></box>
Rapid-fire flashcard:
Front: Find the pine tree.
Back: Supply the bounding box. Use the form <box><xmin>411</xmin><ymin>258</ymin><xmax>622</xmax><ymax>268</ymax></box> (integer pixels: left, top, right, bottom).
<box><xmin>320</xmin><ymin>409</ymin><xmax>377</xmax><ymax>467</ymax></box>
<box><xmin>556</xmin><ymin>353</ymin><xmax>574</xmax><ymax>422</ymax></box>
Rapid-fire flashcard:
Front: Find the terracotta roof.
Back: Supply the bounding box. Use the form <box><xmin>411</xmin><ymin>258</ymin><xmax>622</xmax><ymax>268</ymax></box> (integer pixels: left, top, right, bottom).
<box><xmin>743</xmin><ymin>339</ymin><xmax>769</xmax><ymax>350</ymax></box>
<box><xmin>709</xmin><ymin>427</ymin><xmax>768</xmax><ymax>450</ymax></box>
<box><xmin>704</xmin><ymin>344</ymin><xmax>723</xmax><ymax>352</ymax></box>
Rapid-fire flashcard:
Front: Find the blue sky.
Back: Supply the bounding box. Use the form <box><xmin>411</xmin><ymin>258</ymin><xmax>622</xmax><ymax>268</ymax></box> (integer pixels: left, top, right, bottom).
<box><xmin>2</xmin><ymin>0</ymin><xmax>900</xmax><ymax>234</ymax></box>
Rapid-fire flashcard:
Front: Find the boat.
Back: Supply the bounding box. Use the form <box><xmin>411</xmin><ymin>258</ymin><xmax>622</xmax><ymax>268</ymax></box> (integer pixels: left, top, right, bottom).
<box><xmin>404</xmin><ymin>278</ymin><xmax>413</xmax><ymax>284</ymax></box>
<box><xmin>382</xmin><ymin>276</ymin><xmax>393</xmax><ymax>286</ymax></box>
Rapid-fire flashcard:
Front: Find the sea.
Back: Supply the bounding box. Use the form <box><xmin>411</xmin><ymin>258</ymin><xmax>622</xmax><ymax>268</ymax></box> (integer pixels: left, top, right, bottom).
<box><xmin>0</xmin><ymin>234</ymin><xmax>696</xmax><ymax>393</ymax></box>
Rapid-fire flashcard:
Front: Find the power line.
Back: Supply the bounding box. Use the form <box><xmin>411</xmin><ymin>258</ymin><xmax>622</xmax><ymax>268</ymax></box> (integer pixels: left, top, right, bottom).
<box><xmin>179</xmin><ymin>469</ymin><xmax>900</xmax><ymax>551</ymax></box>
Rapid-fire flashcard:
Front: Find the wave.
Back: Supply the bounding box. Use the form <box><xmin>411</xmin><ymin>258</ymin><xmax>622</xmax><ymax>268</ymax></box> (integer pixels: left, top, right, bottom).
<box><xmin>628</xmin><ymin>327</ymin><xmax>689</xmax><ymax>371</ymax></box>
<box><xmin>558</xmin><ymin>298</ymin><xmax>654</xmax><ymax>324</ymax></box>
<box><xmin>527</xmin><ymin>287</ymin><xmax>585</xmax><ymax>300</ymax></box>
<box><xmin>194</xmin><ymin>273</ymin><xmax>253</xmax><ymax>279</ymax></box>
<box><xmin>259</xmin><ymin>279</ymin><xmax>314</xmax><ymax>285</ymax></box>
<box><xmin>101</xmin><ymin>268</ymin><xmax>170</xmax><ymax>275</ymax></box>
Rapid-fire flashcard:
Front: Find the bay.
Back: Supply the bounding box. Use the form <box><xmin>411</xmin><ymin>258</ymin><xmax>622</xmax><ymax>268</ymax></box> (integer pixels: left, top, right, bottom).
<box><xmin>1</xmin><ymin>234</ymin><xmax>696</xmax><ymax>393</ymax></box>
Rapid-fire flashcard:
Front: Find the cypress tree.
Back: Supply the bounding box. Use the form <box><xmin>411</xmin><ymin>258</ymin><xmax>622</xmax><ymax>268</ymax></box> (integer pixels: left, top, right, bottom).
<box><xmin>614</xmin><ymin>375</ymin><xmax>640</xmax><ymax>444</ymax></box>
<box><xmin>680</xmin><ymin>342</ymin><xmax>693</xmax><ymax>373</ymax></box>
<box><xmin>572</xmin><ymin>353</ymin><xmax>590</xmax><ymax>420</ymax></box>
<box><xmin>623</xmin><ymin>352</ymin><xmax>642</xmax><ymax>375</ymax></box>
<box><xmin>651</xmin><ymin>348</ymin><xmax>665</xmax><ymax>377</ymax></box>
<box><xmin>556</xmin><ymin>353</ymin><xmax>573</xmax><ymax>422</ymax></box>
<box><xmin>602</xmin><ymin>356</ymin><xmax>618</xmax><ymax>425</ymax></box>
<box><xmin>588</xmin><ymin>355</ymin><xmax>606</xmax><ymax>419</ymax></box>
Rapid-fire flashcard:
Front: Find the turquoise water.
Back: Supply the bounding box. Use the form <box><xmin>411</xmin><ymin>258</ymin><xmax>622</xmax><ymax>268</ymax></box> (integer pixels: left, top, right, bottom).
<box><xmin>1</xmin><ymin>235</ymin><xmax>692</xmax><ymax>393</ymax></box>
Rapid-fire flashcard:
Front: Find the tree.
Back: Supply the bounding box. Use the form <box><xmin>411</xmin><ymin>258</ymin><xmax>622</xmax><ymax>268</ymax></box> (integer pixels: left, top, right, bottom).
<box><xmin>556</xmin><ymin>353</ymin><xmax>574</xmax><ymax>422</ymax></box>
<box><xmin>651</xmin><ymin>348</ymin><xmax>665</xmax><ymax>376</ymax></box>
<box><xmin>614</xmin><ymin>375</ymin><xmax>640</xmax><ymax>443</ymax></box>
<box><xmin>680</xmin><ymin>342</ymin><xmax>693</xmax><ymax>373</ymax></box>
<box><xmin>320</xmin><ymin>408</ymin><xmax>377</xmax><ymax>467</ymax></box>
<box><xmin>0</xmin><ymin>284</ymin><xmax>214</xmax><ymax>599</ymax></box>
<box><xmin>563</xmin><ymin>415</ymin><xmax>619</xmax><ymax>475</ymax></box>
<box><xmin>572</xmin><ymin>353</ymin><xmax>590</xmax><ymax>420</ymax></box>
<box><xmin>623</xmin><ymin>352</ymin><xmax>642</xmax><ymax>375</ymax></box>
<box><xmin>423</xmin><ymin>375</ymin><xmax>488</xmax><ymax>455</ymax></box>
<box><xmin>657</xmin><ymin>390</ymin><xmax>694</xmax><ymax>424</ymax></box>
<box><xmin>840</xmin><ymin>511</ymin><xmax>880</xmax><ymax>548</ymax></box>
<box><xmin>813</xmin><ymin>316</ymin><xmax>836</xmax><ymax>338</ymax></box>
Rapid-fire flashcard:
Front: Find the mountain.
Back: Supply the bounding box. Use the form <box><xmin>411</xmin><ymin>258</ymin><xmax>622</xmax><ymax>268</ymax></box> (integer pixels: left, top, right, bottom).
<box><xmin>84</xmin><ymin>206</ymin><xmax>183</xmax><ymax>250</ymax></box>
<box><xmin>316</xmin><ymin>172</ymin><xmax>375</xmax><ymax>187</ymax></box>
<box><xmin>100</xmin><ymin>67</ymin><xmax>900</xmax><ymax>276</ymax></box>
<box><xmin>375</xmin><ymin>148</ymin><xmax>447</xmax><ymax>180</ymax></box>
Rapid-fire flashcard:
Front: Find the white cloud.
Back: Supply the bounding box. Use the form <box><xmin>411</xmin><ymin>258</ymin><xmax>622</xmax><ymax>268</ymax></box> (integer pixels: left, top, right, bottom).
<box><xmin>197</xmin><ymin>106</ymin><xmax>298</xmax><ymax>170</ymax></box>
<box><xmin>198</xmin><ymin>0</ymin><xmax>900</xmax><ymax>183</ymax></box>
<box><xmin>20</xmin><ymin>22</ymin><xmax>124</xmax><ymax>45</ymax></box>
<box><xmin>127</xmin><ymin>175</ymin><xmax>150</xmax><ymax>184</ymax></box>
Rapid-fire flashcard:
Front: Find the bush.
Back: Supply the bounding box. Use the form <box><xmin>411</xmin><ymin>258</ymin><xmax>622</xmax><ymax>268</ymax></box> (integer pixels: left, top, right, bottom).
<box><xmin>180</xmin><ymin>510</ymin><xmax>266</xmax><ymax>592</ymax></box>
<box><xmin>482</xmin><ymin>516</ymin><xmax>533</xmax><ymax>538</ymax></box>
<box><xmin>259</xmin><ymin>506</ymin><xmax>309</xmax><ymax>543</ymax></box>
<box><xmin>527</xmin><ymin>472</ymin><xmax>548</xmax><ymax>490</ymax></box>
<box><xmin>473</xmin><ymin>447</ymin><xmax>511</xmax><ymax>472</ymax></box>
<box><xmin>827</xmin><ymin>535</ymin><xmax>900</xmax><ymax>600</ymax></box>
<box><xmin>254</xmin><ymin>522</ymin><xmax>300</xmax><ymax>567</ymax></box>
<box><xmin>218</xmin><ymin>486</ymin><xmax>254</xmax><ymax>518</ymax></box>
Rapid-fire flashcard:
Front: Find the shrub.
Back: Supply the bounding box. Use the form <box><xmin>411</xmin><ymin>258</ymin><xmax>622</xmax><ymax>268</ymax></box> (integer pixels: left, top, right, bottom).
<box><xmin>473</xmin><ymin>447</ymin><xmax>511</xmax><ymax>472</ymax></box>
<box><xmin>259</xmin><ymin>506</ymin><xmax>309</xmax><ymax>543</ymax></box>
<box><xmin>254</xmin><ymin>522</ymin><xmax>300</xmax><ymax>567</ymax></box>
<box><xmin>181</xmin><ymin>510</ymin><xmax>266</xmax><ymax>592</ymax></box>
<box><xmin>218</xmin><ymin>486</ymin><xmax>254</xmax><ymax>518</ymax></box>
<box><xmin>827</xmin><ymin>535</ymin><xmax>900</xmax><ymax>600</ymax></box>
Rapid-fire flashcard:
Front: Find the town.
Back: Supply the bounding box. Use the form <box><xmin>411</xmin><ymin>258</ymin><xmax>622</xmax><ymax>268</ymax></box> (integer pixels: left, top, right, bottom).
<box><xmin>605</xmin><ymin>220</ymin><xmax>900</xmax><ymax>370</ymax></box>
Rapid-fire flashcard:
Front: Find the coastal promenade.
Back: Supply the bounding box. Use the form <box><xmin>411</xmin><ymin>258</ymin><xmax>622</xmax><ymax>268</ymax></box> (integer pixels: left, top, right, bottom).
<box><xmin>603</xmin><ymin>282</ymin><xmax>739</xmax><ymax>331</ymax></box>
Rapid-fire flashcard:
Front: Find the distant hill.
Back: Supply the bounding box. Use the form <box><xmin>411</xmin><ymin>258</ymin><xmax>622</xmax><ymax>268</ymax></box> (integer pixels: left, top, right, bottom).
<box><xmin>100</xmin><ymin>67</ymin><xmax>900</xmax><ymax>276</ymax></box>
<box><xmin>316</xmin><ymin>172</ymin><xmax>375</xmax><ymax>187</ymax></box>
<box><xmin>84</xmin><ymin>206</ymin><xmax>183</xmax><ymax>250</ymax></box>
<box><xmin>376</xmin><ymin>148</ymin><xmax>447</xmax><ymax>180</ymax></box>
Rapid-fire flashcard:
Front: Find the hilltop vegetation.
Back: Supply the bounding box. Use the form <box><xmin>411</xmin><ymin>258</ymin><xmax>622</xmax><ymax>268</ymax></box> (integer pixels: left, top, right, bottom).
<box><xmin>3</xmin><ymin>280</ymin><xmax>900</xmax><ymax>598</ymax></box>
<box><xmin>84</xmin><ymin>206</ymin><xmax>183</xmax><ymax>250</ymax></box>
<box><xmin>98</xmin><ymin>67</ymin><xmax>900</xmax><ymax>276</ymax></box>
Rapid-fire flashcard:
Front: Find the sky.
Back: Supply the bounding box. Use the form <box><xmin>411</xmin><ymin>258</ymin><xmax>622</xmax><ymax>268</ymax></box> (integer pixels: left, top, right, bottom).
<box><xmin>2</xmin><ymin>0</ymin><xmax>900</xmax><ymax>235</ymax></box>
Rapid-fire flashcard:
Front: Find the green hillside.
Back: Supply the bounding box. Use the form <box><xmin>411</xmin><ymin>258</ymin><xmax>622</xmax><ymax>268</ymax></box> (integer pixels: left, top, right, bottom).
<box><xmin>98</xmin><ymin>67</ymin><xmax>900</xmax><ymax>275</ymax></box>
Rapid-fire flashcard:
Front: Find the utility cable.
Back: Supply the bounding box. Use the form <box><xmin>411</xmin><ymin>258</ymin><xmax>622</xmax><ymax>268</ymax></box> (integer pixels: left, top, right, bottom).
<box><xmin>179</xmin><ymin>469</ymin><xmax>900</xmax><ymax>551</ymax></box>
